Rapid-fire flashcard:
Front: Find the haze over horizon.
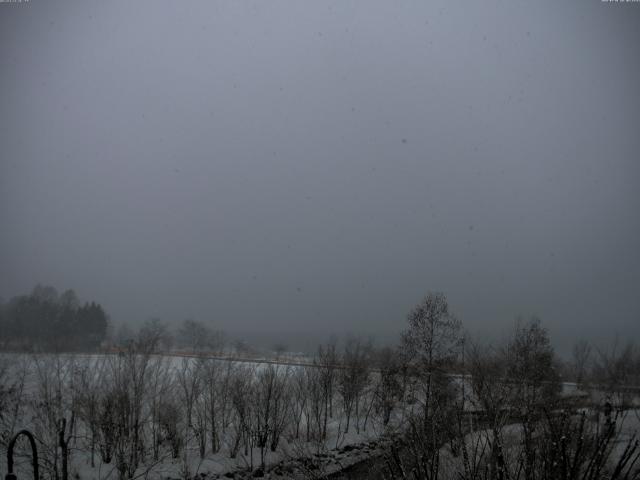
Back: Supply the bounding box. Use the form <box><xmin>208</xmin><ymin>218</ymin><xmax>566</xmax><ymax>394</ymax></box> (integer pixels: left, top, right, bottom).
<box><xmin>1</xmin><ymin>0</ymin><xmax>639</xmax><ymax>352</ymax></box>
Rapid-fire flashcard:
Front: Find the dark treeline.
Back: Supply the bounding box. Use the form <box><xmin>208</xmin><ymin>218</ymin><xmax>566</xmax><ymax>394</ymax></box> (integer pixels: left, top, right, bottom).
<box><xmin>0</xmin><ymin>285</ymin><xmax>108</xmax><ymax>351</ymax></box>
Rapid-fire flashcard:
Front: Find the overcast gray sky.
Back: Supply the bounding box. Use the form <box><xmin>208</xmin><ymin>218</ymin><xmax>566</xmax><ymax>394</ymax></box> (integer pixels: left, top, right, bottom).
<box><xmin>1</xmin><ymin>0</ymin><xmax>639</xmax><ymax>351</ymax></box>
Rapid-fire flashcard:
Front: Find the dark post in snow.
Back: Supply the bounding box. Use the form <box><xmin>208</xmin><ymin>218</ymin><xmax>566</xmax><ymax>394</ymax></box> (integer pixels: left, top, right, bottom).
<box><xmin>5</xmin><ymin>430</ymin><xmax>39</xmax><ymax>480</ymax></box>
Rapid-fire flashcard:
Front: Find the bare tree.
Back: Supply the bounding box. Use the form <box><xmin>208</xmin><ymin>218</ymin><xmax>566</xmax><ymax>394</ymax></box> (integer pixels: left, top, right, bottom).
<box><xmin>76</xmin><ymin>356</ymin><xmax>110</xmax><ymax>468</ymax></box>
<box><xmin>145</xmin><ymin>354</ymin><xmax>174</xmax><ymax>461</ymax></box>
<box><xmin>268</xmin><ymin>366</ymin><xmax>292</xmax><ymax>452</ymax></box>
<box><xmin>227</xmin><ymin>364</ymin><xmax>253</xmax><ymax>460</ymax></box>
<box><xmin>504</xmin><ymin>317</ymin><xmax>560</xmax><ymax>480</ymax></box>
<box><xmin>383</xmin><ymin>293</ymin><xmax>463</xmax><ymax>479</ymax></box>
<box><xmin>176</xmin><ymin>357</ymin><xmax>204</xmax><ymax>464</ymax></box>
<box><xmin>103</xmin><ymin>345</ymin><xmax>154</xmax><ymax>480</ymax></box>
<box><xmin>593</xmin><ymin>340</ymin><xmax>640</xmax><ymax>409</ymax></box>
<box><xmin>0</xmin><ymin>355</ymin><xmax>28</xmax><ymax>448</ymax></box>
<box><xmin>30</xmin><ymin>354</ymin><xmax>78</xmax><ymax>480</ymax></box>
<box><xmin>177</xmin><ymin>319</ymin><xmax>223</xmax><ymax>353</ymax></box>
<box><xmin>137</xmin><ymin>318</ymin><xmax>173</xmax><ymax>353</ymax></box>
<box><xmin>572</xmin><ymin>339</ymin><xmax>592</xmax><ymax>387</ymax></box>
<box><xmin>372</xmin><ymin>346</ymin><xmax>404</xmax><ymax>427</ymax></box>
<box><xmin>401</xmin><ymin>292</ymin><xmax>462</xmax><ymax>429</ymax></box>
<box><xmin>200</xmin><ymin>358</ymin><xmax>222</xmax><ymax>453</ymax></box>
<box><xmin>249</xmin><ymin>364</ymin><xmax>292</xmax><ymax>470</ymax></box>
<box><xmin>467</xmin><ymin>341</ymin><xmax>516</xmax><ymax>478</ymax></box>
<box><xmin>337</xmin><ymin>337</ymin><xmax>371</xmax><ymax>434</ymax></box>
<box><xmin>290</xmin><ymin>366</ymin><xmax>309</xmax><ymax>440</ymax></box>
<box><xmin>304</xmin><ymin>365</ymin><xmax>325</xmax><ymax>443</ymax></box>
<box><xmin>157</xmin><ymin>398</ymin><xmax>183</xmax><ymax>459</ymax></box>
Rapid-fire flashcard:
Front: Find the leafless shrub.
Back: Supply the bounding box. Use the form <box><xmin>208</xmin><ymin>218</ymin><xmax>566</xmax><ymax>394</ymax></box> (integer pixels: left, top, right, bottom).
<box><xmin>337</xmin><ymin>337</ymin><xmax>372</xmax><ymax>434</ymax></box>
<box><xmin>593</xmin><ymin>340</ymin><xmax>640</xmax><ymax>409</ymax></box>
<box><xmin>0</xmin><ymin>355</ymin><xmax>28</xmax><ymax>448</ymax></box>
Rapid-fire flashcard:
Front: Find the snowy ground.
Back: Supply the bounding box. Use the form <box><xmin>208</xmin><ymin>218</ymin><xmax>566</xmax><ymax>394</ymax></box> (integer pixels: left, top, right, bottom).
<box><xmin>2</xmin><ymin>353</ymin><xmax>638</xmax><ymax>480</ymax></box>
<box><xmin>0</xmin><ymin>352</ymin><xmax>403</xmax><ymax>480</ymax></box>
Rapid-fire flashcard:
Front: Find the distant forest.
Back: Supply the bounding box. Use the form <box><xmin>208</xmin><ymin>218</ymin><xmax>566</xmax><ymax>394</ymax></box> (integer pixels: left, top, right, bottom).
<box><xmin>0</xmin><ymin>285</ymin><xmax>108</xmax><ymax>351</ymax></box>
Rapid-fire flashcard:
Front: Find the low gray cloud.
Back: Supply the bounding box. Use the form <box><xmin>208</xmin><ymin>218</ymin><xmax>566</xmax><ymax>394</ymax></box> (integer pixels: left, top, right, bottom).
<box><xmin>1</xmin><ymin>0</ymin><xmax>639</xmax><ymax>351</ymax></box>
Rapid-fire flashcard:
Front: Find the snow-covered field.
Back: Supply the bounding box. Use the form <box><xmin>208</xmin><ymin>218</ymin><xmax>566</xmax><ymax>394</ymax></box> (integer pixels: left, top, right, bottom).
<box><xmin>2</xmin><ymin>352</ymin><xmax>638</xmax><ymax>480</ymax></box>
<box><xmin>0</xmin><ymin>352</ymin><xmax>405</xmax><ymax>480</ymax></box>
